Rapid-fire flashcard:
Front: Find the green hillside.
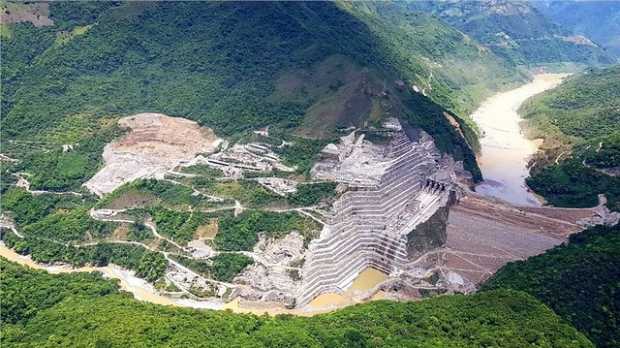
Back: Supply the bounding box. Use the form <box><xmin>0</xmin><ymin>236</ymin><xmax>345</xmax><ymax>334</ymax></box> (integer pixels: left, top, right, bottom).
<box><xmin>519</xmin><ymin>65</ymin><xmax>620</xmax><ymax>210</ymax></box>
<box><xmin>534</xmin><ymin>1</ymin><xmax>620</xmax><ymax>57</ymax></box>
<box><xmin>340</xmin><ymin>1</ymin><xmax>527</xmax><ymax>118</ymax></box>
<box><xmin>0</xmin><ymin>1</ymin><xmax>535</xmax><ymax>191</ymax></box>
<box><xmin>520</xmin><ymin>65</ymin><xmax>620</xmax><ymax>143</ymax></box>
<box><xmin>0</xmin><ymin>258</ymin><xmax>593</xmax><ymax>348</ymax></box>
<box><xmin>405</xmin><ymin>0</ymin><xmax>615</xmax><ymax>66</ymax></box>
<box><xmin>483</xmin><ymin>224</ymin><xmax>620</xmax><ymax>348</ymax></box>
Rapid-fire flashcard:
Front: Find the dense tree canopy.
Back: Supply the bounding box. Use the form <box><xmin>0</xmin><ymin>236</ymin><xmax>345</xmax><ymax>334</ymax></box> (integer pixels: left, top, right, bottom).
<box><xmin>483</xmin><ymin>224</ymin><xmax>620</xmax><ymax>348</ymax></box>
<box><xmin>0</xmin><ymin>258</ymin><xmax>593</xmax><ymax>348</ymax></box>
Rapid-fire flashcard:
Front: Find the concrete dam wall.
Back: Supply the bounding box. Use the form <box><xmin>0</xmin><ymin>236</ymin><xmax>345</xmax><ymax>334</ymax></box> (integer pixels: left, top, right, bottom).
<box><xmin>300</xmin><ymin>120</ymin><xmax>454</xmax><ymax>306</ymax></box>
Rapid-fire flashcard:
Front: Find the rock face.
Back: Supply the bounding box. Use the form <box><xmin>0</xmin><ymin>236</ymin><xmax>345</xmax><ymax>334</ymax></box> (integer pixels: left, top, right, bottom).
<box><xmin>298</xmin><ymin>119</ymin><xmax>456</xmax><ymax>306</ymax></box>
<box><xmin>406</xmin><ymin>206</ymin><xmax>449</xmax><ymax>260</ymax></box>
<box><xmin>84</xmin><ymin>113</ymin><xmax>221</xmax><ymax>196</ymax></box>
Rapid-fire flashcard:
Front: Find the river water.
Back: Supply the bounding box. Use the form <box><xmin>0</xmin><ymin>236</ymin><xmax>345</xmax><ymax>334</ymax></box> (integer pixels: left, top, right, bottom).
<box><xmin>0</xmin><ymin>242</ymin><xmax>223</xmax><ymax>309</ymax></box>
<box><xmin>0</xmin><ymin>241</ymin><xmax>384</xmax><ymax>315</ymax></box>
<box><xmin>473</xmin><ymin>73</ymin><xmax>568</xmax><ymax>206</ymax></box>
<box><xmin>1</xmin><ymin>74</ymin><xmax>568</xmax><ymax>314</ymax></box>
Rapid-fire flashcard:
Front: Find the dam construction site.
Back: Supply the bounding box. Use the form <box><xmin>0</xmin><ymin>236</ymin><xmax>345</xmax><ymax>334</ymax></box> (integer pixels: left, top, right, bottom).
<box><xmin>1</xmin><ymin>113</ymin><xmax>617</xmax><ymax>315</ymax></box>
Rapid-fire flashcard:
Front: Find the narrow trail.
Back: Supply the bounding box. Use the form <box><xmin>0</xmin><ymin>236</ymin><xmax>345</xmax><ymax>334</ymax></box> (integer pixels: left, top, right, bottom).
<box><xmin>555</xmin><ymin>151</ymin><xmax>567</xmax><ymax>165</ymax></box>
<box><xmin>199</xmin><ymin>205</ymin><xmax>237</xmax><ymax>213</ymax></box>
<box><xmin>143</xmin><ymin>219</ymin><xmax>188</xmax><ymax>253</ymax></box>
<box><xmin>1</xmin><ymin>157</ymin><xmax>341</xmax><ymax>314</ymax></box>
<box><xmin>263</xmin><ymin>206</ymin><xmax>325</xmax><ymax>225</ymax></box>
<box><xmin>15</xmin><ymin>174</ymin><xmax>83</xmax><ymax>197</ymax></box>
<box><xmin>296</xmin><ymin>208</ymin><xmax>326</xmax><ymax>225</ymax></box>
<box><xmin>89</xmin><ymin>208</ymin><xmax>134</xmax><ymax>224</ymax></box>
<box><xmin>0</xmin><ymin>217</ymin><xmax>23</xmax><ymax>238</ymax></box>
<box><xmin>582</xmin><ymin>159</ymin><xmax>620</xmax><ymax>177</ymax></box>
<box><xmin>0</xmin><ymin>153</ymin><xmax>19</xmax><ymax>162</ymax></box>
<box><xmin>1</xmin><ymin>219</ymin><xmax>238</xmax><ymax>293</ymax></box>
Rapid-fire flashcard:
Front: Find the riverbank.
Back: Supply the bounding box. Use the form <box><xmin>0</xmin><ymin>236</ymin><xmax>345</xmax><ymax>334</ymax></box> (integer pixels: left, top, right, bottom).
<box><xmin>4</xmin><ymin>183</ymin><xmax>612</xmax><ymax>317</ymax></box>
<box><xmin>0</xmin><ymin>242</ymin><xmax>386</xmax><ymax>316</ymax></box>
<box><xmin>473</xmin><ymin>73</ymin><xmax>569</xmax><ymax>206</ymax></box>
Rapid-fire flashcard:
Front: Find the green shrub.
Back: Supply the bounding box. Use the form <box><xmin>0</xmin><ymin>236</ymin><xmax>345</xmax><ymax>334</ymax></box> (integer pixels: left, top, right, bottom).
<box><xmin>214</xmin><ymin>210</ymin><xmax>318</xmax><ymax>251</ymax></box>
<box><xmin>148</xmin><ymin>207</ymin><xmax>208</xmax><ymax>244</ymax></box>
<box><xmin>0</xmin><ymin>258</ymin><xmax>119</xmax><ymax>325</ymax></box>
<box><xmin>210</xmin><ymin>254</ymin><xmax>254</xmax><ymax>282</ymax></box>
<box><xmin>526</xmin><ymin>158</ymin><xmax>620</xmax><ymax>211</ymax></box>
<box><xmin>1</xmin><ymin>231</ymin><xmax>167</xmax><ymax>282</ymax></box>
<box><xmin>288</xmin><ymin>182</ymin><xmax>337</xmax><ymax>206</ymax></box>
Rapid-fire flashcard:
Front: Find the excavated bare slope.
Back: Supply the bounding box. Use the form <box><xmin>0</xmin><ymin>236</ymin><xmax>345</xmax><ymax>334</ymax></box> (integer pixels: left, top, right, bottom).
<box><xmin>300</xmin><ymin>119</ymin><xmax>455</xmax><ymax>306</ymax></box>
<box><xmin>84</xmin><ymin>113</ymin><xmax>221</xmax><ymax>196</ymax></box>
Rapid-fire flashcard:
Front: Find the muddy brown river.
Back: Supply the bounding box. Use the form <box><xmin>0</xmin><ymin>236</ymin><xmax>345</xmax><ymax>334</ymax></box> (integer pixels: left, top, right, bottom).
<box><xmin>1</xmin><ymin>242</ymin><xmax>385</xmax><ymax>315</ymax></box>
<box><xmin>1</xmin><ymin>74</ymin><xmax>569</xmax><ymax>315</ymax></box>
<box><xmin>473</xmin><ymin>73</ymin><xmax>568</xmax><ymax>206</ymax></box>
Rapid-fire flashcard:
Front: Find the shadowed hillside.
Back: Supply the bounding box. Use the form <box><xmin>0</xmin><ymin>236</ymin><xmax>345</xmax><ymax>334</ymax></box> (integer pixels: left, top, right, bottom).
<box><xmin>405</xmin><ymin>0</ymin><xmax>615</xmax><ymax>66</ymax></box>
<box><xmin>533</xmin><ymin>0</ymin><xmax>620</xmax><ymax>57</ymax></box>
<box><xmin>0</xmin><ymin>1</ymin><xmax>535</xmax><ymax>190</ymax></box>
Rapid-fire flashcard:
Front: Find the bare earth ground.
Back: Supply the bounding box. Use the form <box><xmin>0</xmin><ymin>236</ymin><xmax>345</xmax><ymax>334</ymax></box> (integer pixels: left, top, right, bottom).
<box><xmin>0</xmin><ymin>2</ymin><xmax>53</xmax><ymax>27</ymax></box>
<box><xmin>435</xmin><ymin>191</ymin><xmax>598</xmax><ymax>285</ymax></box>
<box><xmin>84</xmin><ymin>113</ymin><xmax>221</xmax><ymax>196</ymax></box>
<box><xmin>2</xmin><ymin>108</ymin><xmax>611</xmax><ymax>315</ymax></box>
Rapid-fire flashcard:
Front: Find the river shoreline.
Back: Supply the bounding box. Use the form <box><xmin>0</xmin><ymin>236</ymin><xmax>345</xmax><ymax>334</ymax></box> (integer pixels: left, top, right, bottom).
<box><xmin>0</xmin><ymin>241</ymin><xmax>384</xmax><ymax>316</ymax></box>
<box><xmin>1</xmin><ymin>74</ymin><xmax>571</xmax><ymax>316</ymax></box>
<box><xmin>473</xmin><ymin>73</ymin><xmax>569</xmax><ymax>206</ymax></box>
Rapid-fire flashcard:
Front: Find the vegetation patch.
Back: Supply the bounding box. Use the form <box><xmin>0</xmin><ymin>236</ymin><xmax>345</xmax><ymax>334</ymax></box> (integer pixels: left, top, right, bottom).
<box><xmin>520</xmin><ymin>66</ymin><xmax>620</xmax><ymax>144</ymax></box>
<box><xmin>288</xmin><ymin>182</ymin><xmax>337</xmax><ymax>206</ymax></box>
<box><xmin>0</xmin><ymin>269</ymin><xmax>594</xmax><ymax>348</ymax></box>
<box><xmin>274</xmin><ymin>136</ymin><xmax>331</xmax><ymax>176</ymax></box>
<box><xmin>9</xmin><ymin>116</ymin><xmax>122</xmax><ymax>192</ymax></box>
<box><xmin>22</xmin><ymin>207</ymin><xmax>114</xmax><ymax>243</ymax></box>
<box><xmin>483</xmin><ymin>224</ymin><xmax>620</xmax><ymax>348</ymax></box>
<box><xmin>0</xmin><ymin>258</ymin><xmax>119</xmax><ymax>325</ymax></box>
<box><xmin>148</xmin><ymin>207</ymin><xmax>209</xmax><ymax>245</ymax></box>
<box><xmin>179</xmin><ymin>164</ymin><xmax>224</xmax><ymax>178</ymax></box>
<box><xmin>214</xmin><ymin>210</ymin><xmax>319</xmax><ymax>251</ymax></box>
<box><xmin>519</xmin><ymin>66</ymin><xmax>620</xmax><ymax>209</ymax></box>
<box><xmin>1</xmin><ymin>1</ymin><xmax>506</xmax><ymax>189</ymax></box>
<box><xmin>1</xmin><ymin>231</ymin><xmax>167</xmax><ymax>283</ymax></box>
<box><xmin>193</xmin><ymin>219</ymin><xmax>218</xmax><ymax>240</ymax></box>
<box><xmin>210</xmin><ymin>180</ymin><xmax>287</xmax><ymax>209</ymax></box>
<box><xmin>173</xmin><ymin>253</ymin><xmax>254</xmax><ymax>282</ymax></box>
<box><xmin>526</xmin><ymin>158</ymin><xmax>620</xmax><ymax>211</ymax></box>
<box><xmin>1</xmin><ymin>188</ymin><xmax>80</xmax><ymax>225</ymax></box>
<box><xmin>1</xmin><ymin>188</ymin><xmax>111</xmax><ymax>242</ymax></box>
<box><xmin>99</xmin><ymin>179</ymin><xmax>198</xmax><ymax>210</ymax></box>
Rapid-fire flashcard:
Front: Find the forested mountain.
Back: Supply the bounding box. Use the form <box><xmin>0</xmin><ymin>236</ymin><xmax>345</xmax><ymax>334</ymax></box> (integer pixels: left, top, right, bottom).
<box><xmin>1</xmin><ymin>3</ymin><xmax>618</xmax><ymax>347</ymax></box>
<box><xmin>405</xmin><ymin>0</ymin><xmax>615</xmax><ymax>66</ymax></box>
<box><xmin>519</xmin><ymin>65</ymin><xmax>620</xmax><ymax>209</ymax></box>
<box><xmin>483</xmin><ymin>224</ymin><xmax>620</xmax><ymax>348</ymax></box>
<box><xmin>533</xmin><ymin>0</ymin><xmax>620</xmax><ymax>57</ymax></box>
<box><xmin>0</xmin><ymin>258</ymin><xmax>593</xmax><ymax>348</ymax></box>
<box><xmin>0</xmin><ymin>0</ymin><xmax>536</xmax><ymax>187</ymax></box>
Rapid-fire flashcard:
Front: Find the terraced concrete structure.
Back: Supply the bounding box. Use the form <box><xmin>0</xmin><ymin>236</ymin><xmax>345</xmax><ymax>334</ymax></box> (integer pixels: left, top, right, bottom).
<box><xmin>299</xmin><ymin>120</ymin><xmax>454</xmax><ymax>306</ymax></box>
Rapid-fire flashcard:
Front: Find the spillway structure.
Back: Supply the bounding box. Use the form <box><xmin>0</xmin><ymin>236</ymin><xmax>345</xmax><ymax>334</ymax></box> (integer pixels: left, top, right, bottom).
<box><xmin>298</xmin><ymin>119</ymin><xmax>454</xmax><ymax>306</ymax></box>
